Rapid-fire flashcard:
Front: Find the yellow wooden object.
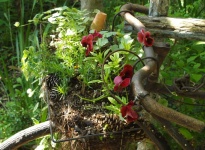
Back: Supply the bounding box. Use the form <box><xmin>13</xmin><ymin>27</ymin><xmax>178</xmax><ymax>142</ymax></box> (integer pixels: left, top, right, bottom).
<box><xmin>90</xmin><ymin>12</ymin><xmax>107</xmax><ymax>31</ymax></box>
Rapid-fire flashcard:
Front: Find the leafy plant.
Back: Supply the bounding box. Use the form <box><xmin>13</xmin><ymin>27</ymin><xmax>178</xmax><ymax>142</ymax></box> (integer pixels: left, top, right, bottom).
<box><xmin>1</xmin><ymin>0</ymin><xmax>205</xmax><ymax>149</ymax></box>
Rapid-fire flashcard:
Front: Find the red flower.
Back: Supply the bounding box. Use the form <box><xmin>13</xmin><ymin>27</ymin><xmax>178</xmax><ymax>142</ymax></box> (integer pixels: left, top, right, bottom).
<box><xmin>81</xmin><ymin>34</ymin><xmax>94</xmax><ymax>56</ymax></box>
<box><xmin>92</xmin><ymin>30</ymin><xmax>103</xmax><ymax>40</ymax></box>
<box><xmin>137</xmin><ymin>29</ymin><xmax>154</xmax><ymax>47</ymax></box>
<box><xmin>121</xmin><ymin>101</ymin><xmax>138</xmax><ymax>123</ymax></box>
<box><xmin>114</xmin><ymin>64</ymin><xmax>133</xmax><ymax>92</ymax></box>
<box><xmin>81</xmin><ymin>30</ymin><xmax>102</xmax><ymax>56</ymax></box>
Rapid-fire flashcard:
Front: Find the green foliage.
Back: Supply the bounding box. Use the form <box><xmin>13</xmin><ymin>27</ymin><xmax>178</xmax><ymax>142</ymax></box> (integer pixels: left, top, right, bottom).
<box><xmin>22</xmin><ymin>7</ymin><xmax>93</xmax><ymax>81</ymax></box>
<box><xmin>0</xmin><ymin>0</ymin><xmax>62</xmax><ymax>144</ymax></box>
<box><xmin>159</xmin><ymin>39</ymin><xmax>205</xmax><ymax>149</ymax></box>
<box><xmin>161</xmin><ymin>40</ymin><xmax>205</xmax><ymax>83</ymax></box>
<box><xmin>169</xmin><ymin>0</ymin><xmax>205</xmax><ymax>18</ymax></box>
<box><xmin>178</xmin><ymin>127</ymin><xmax>193</xmax><ymax>140</ymax></box>
<box><xmin>1</xmin><ymin>0</ymin><xmax>205</xmax><ymax>149</ymax></box>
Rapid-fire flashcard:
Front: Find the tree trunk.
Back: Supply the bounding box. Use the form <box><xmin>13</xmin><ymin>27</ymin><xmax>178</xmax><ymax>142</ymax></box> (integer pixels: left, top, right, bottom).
<box><xmin>80</xmin><ymin>0</ymin><xmax>103</xmax><ymax>12</ymax></box>
<box><xmin>149</xmin><ymin>0</ymin><xmax>169</xmax><ymax>16</ymax></box>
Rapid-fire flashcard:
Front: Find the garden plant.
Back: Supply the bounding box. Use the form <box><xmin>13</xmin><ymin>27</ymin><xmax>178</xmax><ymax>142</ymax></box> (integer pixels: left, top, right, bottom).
<box><xmin>0</xmin><ymin>0</ymin><xmax>205</xmax><ymax>150</ymax></box>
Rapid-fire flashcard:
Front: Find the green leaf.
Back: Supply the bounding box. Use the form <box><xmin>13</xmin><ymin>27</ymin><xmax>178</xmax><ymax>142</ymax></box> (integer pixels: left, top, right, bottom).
<box><xmin>120</xmin><ymin>96</ymin><xmax>128</xmax><ymax>104</ymax></box>
<box><xmin>88</xmin><ymin>80</ymin><xmax>103</xmax><ymax>84</ymax></box>
<box><xmin>193</xmin><ymin>63</ymin><xmax>201</xmax><ymax>69</ymax></box>
<box><xmin>191</xmin><ymin>74</ymin><xmax>202</xmax><ymax>82</ymax></box>
<box><xmin>110</xmin><ymin>45</ymin><xmax>119</xmax><ymax>51</ymax></box>
<box><xmin>110</xmin><ymin>52</ymin><xmax>119</xmax><ymax>61</ymax></box>
<box><xmin>107</xmin><ymin>97</ymin><xmax>119</xmax><ymax>106</ymax></box>
<box><xmin>41</xmin><ymin>106</ymin><xmax>48</xmax><ymax>122</ymax></box>
<box><xmin>100</xmin><ymin>31</ymin><xmax>116</xmax><ymax>38</ymax></box>
<box><xmin>104</xmin><ymin>49</ymin><xmax>111</xmax><ymax>57</ymax></box>
<box><xmin>33</xmin><ymin>102</ymin><xmax>39</xmax><ymax>113</ymax></box>
<box><xmin>192</xmin><ymin>41</ymin><xmax>205</xmax><ymax>53</ymax></box>
<box><xmin>104</xmin><ymin>105</ymin><xmax>120</xmax><ymax>114</ymax></box>
<box><xmin>187</xmin><ymin>56</ymin><xmax>198</xmax><ymax>63</ymax></box>
<box><xmin>179</xmin><ymin>128</ymin><xmax>193</xmax><ymax>140</ymax></box>
<box><xmin>119</xmin><ymin>33</ymin><xmax>134</xmax><ymax>50</ymax></box>
<box><xmin>96</xmin><ymin>38</ymin><xmax>108</xmax><ymax>48</ymax></box>
<box><xmin>176</xmin><ymin>60</ymin><xmax>184</xmax><ymax>67</ymax></box>
<box><xmin>158</xmin><ymin>98</ymin><xmax>168</xmax><ymax>107</ymax></box>
<box><xmin>32</xmin><ymin>117</ymin><xmax>39</xmax><ymax>125</ymax></box>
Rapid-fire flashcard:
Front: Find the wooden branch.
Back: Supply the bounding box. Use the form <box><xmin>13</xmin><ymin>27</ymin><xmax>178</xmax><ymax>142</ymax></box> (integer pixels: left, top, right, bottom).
<box><xmin>125</xmin><ymin>16</ymin><xmax>205</xmax><ymax>41</ymax></box>
<box><xmin>0</xmin><ymin>121</ymin><xmax>51</xmax><ymax>150</ymax></box>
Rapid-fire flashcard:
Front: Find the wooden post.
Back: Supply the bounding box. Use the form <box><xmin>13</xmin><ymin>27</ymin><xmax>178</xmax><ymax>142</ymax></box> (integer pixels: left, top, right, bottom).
<box><xmin>147</xmin><ymin>0</ymin><xmax>170</xmax><ymax>82</ymax></box>
<box><xmin>149</xmin><ymin>0</ymin><xmax>169</xmax><ymax>16</ymax></box>
<box><xmin>149</xmin><ymin>0</ymin><xmax>169</xmax><ymax>43</ymax></box>
<box><xmin>80</xmin><ymin>0</ymin><xmax>103</xmax><ymax>12</ymax></box>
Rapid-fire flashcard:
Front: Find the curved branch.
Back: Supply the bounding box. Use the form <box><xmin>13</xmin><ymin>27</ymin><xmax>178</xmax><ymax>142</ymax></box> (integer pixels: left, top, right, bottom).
<box><xmin>0</xmin><ymin>121</ymin><xmax>52</xmax><ymax>150</ymax></box>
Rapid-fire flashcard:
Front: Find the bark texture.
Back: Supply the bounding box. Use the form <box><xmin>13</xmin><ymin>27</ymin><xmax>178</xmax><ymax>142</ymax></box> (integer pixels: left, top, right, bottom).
<box><xmin>149</xmin><ymin>0</ymin><xmax>169</xmax><ymax>16</ymax></box>
<box><xmin>80</xmin><ymin>0</ymin><xmax>103</xmax><ymax>12</ymax></box>
<box><xmin>125</xmin><ymin>16</ymin><xmax>205</xmax><ymax>41</ymax></box>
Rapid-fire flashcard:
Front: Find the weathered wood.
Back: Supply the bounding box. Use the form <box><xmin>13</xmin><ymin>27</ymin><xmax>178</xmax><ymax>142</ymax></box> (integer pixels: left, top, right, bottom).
<box><xmin>80</xmin><ymin>0</ymin><xmax>103</xmax><ymax>12</ymax></box>
<box><xmin>149</xmin><ymin>0</ymin><xmax>169</xmax><ymax>16</ymax></box>
<box><xmin>149</xmin><ymin>0</ymin><xmax>169</xmax><ymax>44</ymax></box>
<box><xmin>125</xmin><ymin>16</ymin><xmax>205</xmax><ymax>41</ymax></box>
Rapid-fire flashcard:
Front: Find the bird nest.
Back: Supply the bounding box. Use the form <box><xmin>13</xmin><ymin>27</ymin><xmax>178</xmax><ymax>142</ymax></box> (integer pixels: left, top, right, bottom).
<box><xmin>43</xmin><ymin>73</ymin><xmax>159</xmax><ymax>150</ymax></box>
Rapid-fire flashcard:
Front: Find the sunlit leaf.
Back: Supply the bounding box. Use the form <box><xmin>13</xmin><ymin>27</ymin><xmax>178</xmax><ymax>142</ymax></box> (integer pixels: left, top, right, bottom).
<box><xmin>108</xmin><ymin>97</ymin><xmax>119</xmax><ymax>105</ymax></box>
<box><xmin>187</xmin><ymin>56</ymin><xmax>198</xmax><ymax>63</ymax></box>
<box><xmin>179</xmin><ymin>128</ymin><xmax>193</xmax><ymax>140</ymax></box>
<box><xmin>191</xmin><ymin>74</ymin><xmax>202</xmax><ymax>82</ymax></box>
<box><xmin>32</xmin><ymin>117</ymin><xmax>39</xmax><ymax>125</ymax></box>
<box><xmin>158</xmin><ymin>98</ymin><xmax>168</xmax><ymax>107</ymax></box>
<box><xmin>176</xmin><ymin>60</ymin><xmax>184</xmax><ymax>67</ymax></box>
<box><xmin>33</xmin><ymin>102</ymin><xmax>39</xmax><ymax>113</ymax></box>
